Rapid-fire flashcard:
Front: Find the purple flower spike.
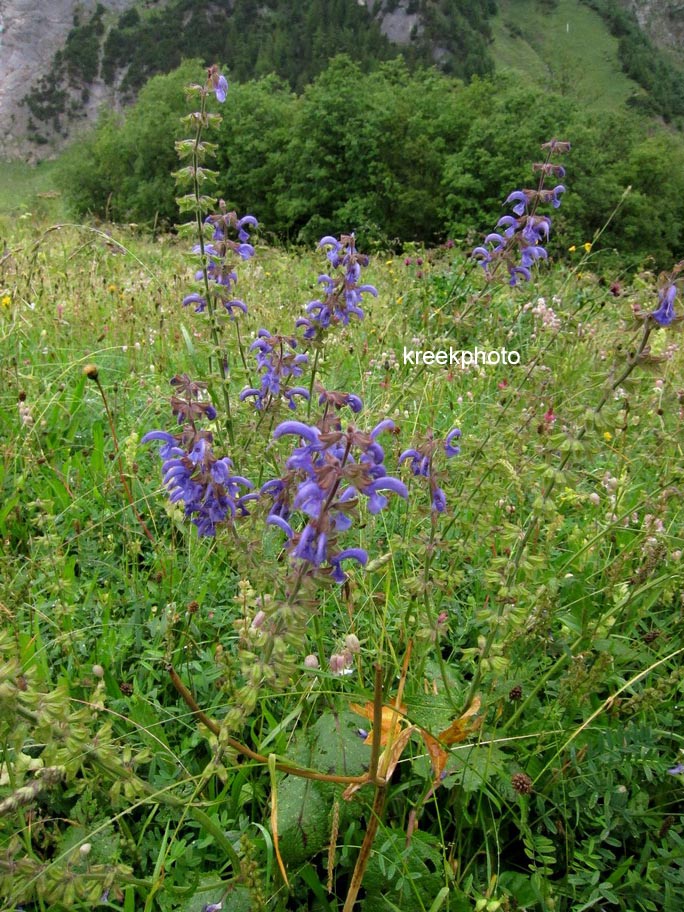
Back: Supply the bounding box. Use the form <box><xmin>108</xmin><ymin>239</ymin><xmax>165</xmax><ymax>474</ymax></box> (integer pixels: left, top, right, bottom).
<box><xmin>298</xmin><ymin>233</ymin><xmax>372</xmax><ymax>338</ymax></box>
<box><xmin>473</xmin><ymin>142</ymin><xmax>570</xmax><ymax>287</ymax></box>
<box><xmin>262</xmin><ymin>417</ymin><xmax>409</xmax><ymax>583</ymax></box>
<box><xmin>142</xmin><ymin>377</ymin><xmax>256</xmax><ymax>536</ymax></box>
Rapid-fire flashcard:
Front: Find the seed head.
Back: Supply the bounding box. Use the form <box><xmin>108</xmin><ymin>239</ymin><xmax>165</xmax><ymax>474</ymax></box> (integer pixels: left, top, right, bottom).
<box><xmin>511</xmin><ymin>772</ymin><xmax>533</xmax><ymax>795</ymax></box>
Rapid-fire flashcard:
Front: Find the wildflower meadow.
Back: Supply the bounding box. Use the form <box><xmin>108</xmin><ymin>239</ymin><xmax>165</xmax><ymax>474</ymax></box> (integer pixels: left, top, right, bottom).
<box><xmin>1</xmin><ymin>65</ymin><xmax>683</xmax><ymax>912</ymax></box>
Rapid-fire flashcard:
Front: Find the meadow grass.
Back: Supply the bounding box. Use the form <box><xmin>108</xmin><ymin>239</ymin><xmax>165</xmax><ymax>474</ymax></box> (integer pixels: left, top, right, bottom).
<box><xmin>0</xmin><ymin>160</ymin><xmax>65</xmax><ymax>221</ymax></box>
<box><xmin>0</xmin><ymin>217</ymin><xmax>683</xmax><ymax>911</ymax></box>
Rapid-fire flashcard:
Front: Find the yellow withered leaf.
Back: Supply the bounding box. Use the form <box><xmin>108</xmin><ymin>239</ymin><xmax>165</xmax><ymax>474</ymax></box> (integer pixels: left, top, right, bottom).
<box><xmin>350</xmin><ymin>701</ymin><xmax>407</xmax><ymax>746</ymax></box>
<box><xmin>418</xmin><ymin>696</ymin><xmax>483</xmax><ymax>787</ymax></box>
<box><xmin>438</xmin><ymin>695</ymin><xmax>482</xmax><ymax>745</ymax></box>
<box><xmin>419</xmin><ymin>729</ymin><xmax>448</xmax><ymax>784</ymax></box>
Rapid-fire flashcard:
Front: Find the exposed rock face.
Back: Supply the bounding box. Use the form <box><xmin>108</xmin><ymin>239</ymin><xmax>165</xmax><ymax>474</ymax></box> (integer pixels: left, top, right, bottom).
<box><xmin>362</xmin><ymin>0</ymin><xmax>422</xmax><ymax>45</ymax></box>
<box><xmin>0</xmin><ymin>0</ymin><xmax>132</xmax><ymax>159</ymax></box>
<box><xmin>622</xmin><ymin>0</ymin><xmax>684</xmax><ymax>53</ymax></box>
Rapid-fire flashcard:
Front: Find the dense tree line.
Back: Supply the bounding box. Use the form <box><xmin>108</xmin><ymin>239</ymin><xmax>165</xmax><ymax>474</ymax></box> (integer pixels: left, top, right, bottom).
<box><xmin>99</xmin><ymin>0</ymin><xmax>497</xmax><ymax>96</ymax></box>
<box><xmin>58</xmin><ymin>57</ymin><xmax>684</xmax><ymax>266</ymax></box>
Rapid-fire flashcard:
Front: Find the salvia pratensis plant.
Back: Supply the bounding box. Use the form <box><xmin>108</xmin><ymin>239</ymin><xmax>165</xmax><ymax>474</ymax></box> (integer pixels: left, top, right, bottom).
<box><xmin>142</xmin><ymin>375</ymin><xmax>256</xmax><ymax>536</ymax></box>
<box><xmin>149</xmin><ymin>97</ymin><xmax>683</xmax><ymax>909</ymax></box>
<box><xmin>472</xmin><ymin>138</ymin><xmax>571</xmax><ymax>286</ymax></box>
<box><xmin>399</xmin><ymin>427</ymin><xmax>462</xmax><ymax>514</ymax></box>
<box><xmin>174</xmin><ymin>65</ymin><xmax>258</xmax><ymax>442</ymax></box>
<box><xmin>239</xmin><ymin>329</ymin><xmax>309</xmax><ymax>411</ymax></box>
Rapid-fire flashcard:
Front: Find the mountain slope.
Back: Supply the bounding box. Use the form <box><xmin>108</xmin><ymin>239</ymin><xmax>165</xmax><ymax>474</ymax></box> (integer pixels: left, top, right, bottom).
<box><xmin>0</xmin><ymin>0</ymin><xmax>682</xmax><ymax>160</ymax></box>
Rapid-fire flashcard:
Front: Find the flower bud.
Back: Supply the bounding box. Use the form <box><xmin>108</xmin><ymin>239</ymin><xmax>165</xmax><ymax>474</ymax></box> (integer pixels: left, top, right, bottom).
<box><xmin>344</xmin><ymin>634</ymin><xmax>361</xmax><ymax>654</ymax></box>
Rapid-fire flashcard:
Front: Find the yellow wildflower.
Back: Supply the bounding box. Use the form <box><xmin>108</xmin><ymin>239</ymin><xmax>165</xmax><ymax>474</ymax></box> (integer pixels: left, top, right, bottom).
<box><xmin>603</xmin><ymin>431</ymin><xmax>613</xmax><ymax>442</ymax></box>
<box><xmin>568</xmin><ymin>245</ymin><xmax>576</xmax><ymax>253</ymax></box>
<box><xmin>583</xmin><ymin>242</ymin><xmax>592</xmax><ymax>253</ymax></box>
<box><xmin>1</xmin><ymin>295</ymin><xmax>10</xmax><ymax>308</ymax></box>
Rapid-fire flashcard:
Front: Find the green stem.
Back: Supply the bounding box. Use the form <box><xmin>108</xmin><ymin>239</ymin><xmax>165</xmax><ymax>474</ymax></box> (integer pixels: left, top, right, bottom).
<box><xmin>191</xmin><ymin>92</ymin><xmax>234</xmax><ymax>445</ymax></box>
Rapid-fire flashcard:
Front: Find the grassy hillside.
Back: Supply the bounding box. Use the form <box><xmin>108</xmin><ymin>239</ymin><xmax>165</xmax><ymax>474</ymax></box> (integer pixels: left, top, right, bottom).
<box><xmin>492</xmin><ymin>0</ymin><xmax>643</xmax><ymax>110</ymax></box>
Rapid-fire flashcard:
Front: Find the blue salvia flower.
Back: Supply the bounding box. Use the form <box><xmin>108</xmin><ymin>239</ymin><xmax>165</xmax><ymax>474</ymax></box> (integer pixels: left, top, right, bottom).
<box><xmin>142</xmin><ymin>428</ymin><xmax>255</xmax><ymax>536</ymax></box>
<box><xmin>142</xmin><ymin>377</ymin><xmax>255</xmax><ymax>536</ymax></box>
<box><xmin>183</xmin><ymin>206</ymin><xmax>257</xmax><ymax>315</ymax></box>
<box><xmin>650</xmin><ymin>282</ymin><xmax>678</xmax><ymax>327</ymax></box>
<box><xmin>296</xmin><ymin>233</ymin><xmax>377</xmax><ymax>340</ymax></box>
<box><xmin>399</xmin><ymin>428</ymin><xmax>461</xmax><ymax>514</ymax></box>
<box><xmin>473</xmin><ymin>139</ymin><xmax>570</xmax><ymax>287</ymax></box>
<box><xmin>239</xmin><ymin>329</ymin><xmax>309</xmax><ymax>411</ymax></box>
<box><xmin>207</xmin><ymin>64</ymin><xmax>228</xmax><ymax>103</ymax></box>
<box><xmin>317</xmin><ymin>387</ymin><xmax>364</xmax><ymax>415</ymax></box>
<box><xmin>639</xmin><ymin>262</ymin><xmax>683</xmax><ymax>327</ymax></box>
<box><xmin>262</xmin><ymin>416</ymin><xmax>407</xmax><ymax>582</ymax></box>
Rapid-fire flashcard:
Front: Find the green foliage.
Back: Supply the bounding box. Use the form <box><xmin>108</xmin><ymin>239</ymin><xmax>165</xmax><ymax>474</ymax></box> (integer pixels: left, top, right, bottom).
<box><xmin>59</xmin><ymin>57</ymin><xmax>684</xmax><ymax>266</ymax></box>
<box><xmin>59</xmin><ymin>61</ymin><xmax>205</xmax><ymax>224</ymax></box>
<box><xmin>407</xmin><ymin>0</ymin><xmax>498</xmax><ymax>79</ymax></box>
<box><xmin>2</xmin><ymin>200</ymin><xmax>684</xmax><ymax>909</ymax></box>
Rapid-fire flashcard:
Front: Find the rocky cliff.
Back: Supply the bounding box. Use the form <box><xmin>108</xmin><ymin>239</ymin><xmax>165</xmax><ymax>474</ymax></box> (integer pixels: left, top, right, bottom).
<box><xmin>623</xmin><ymin>0</ymin><xmax>684</xmax><ymax>53</ymax></box>
<box><xmin>0</xmin><ymin>0</ymin><xmax>134</xmax><ymax>159</ymax></box>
